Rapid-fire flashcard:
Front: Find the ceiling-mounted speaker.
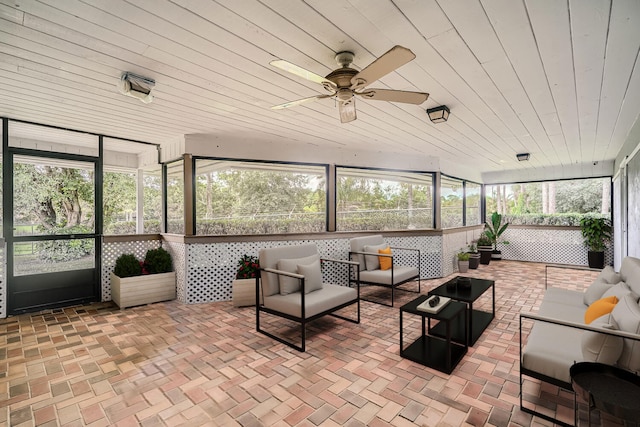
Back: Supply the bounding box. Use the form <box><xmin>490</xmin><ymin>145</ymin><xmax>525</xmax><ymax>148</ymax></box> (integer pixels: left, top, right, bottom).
<box><xmin>118</xmin><ymin>72</ymin><xmax>155</xmax><ymax>104</ymax></box>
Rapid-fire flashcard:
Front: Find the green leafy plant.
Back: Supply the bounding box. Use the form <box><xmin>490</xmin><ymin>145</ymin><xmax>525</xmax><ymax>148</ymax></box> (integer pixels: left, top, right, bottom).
<box><xmin>114</xmin><ymin>253</ymin><xmax>142</xmax><ymax>278</ymax></box>
<box><xmin>476</xmin><ymin>234</ymin><xmax>492</xmax><ymax>247</ymax></box>
<box><xmin>467</xmin><ymin>242</ymin><xmax>477</xmax><ymax>253</ymax></box>
<box><xmin>144</xmin><ymin>247</ymin><xmax>173</xmax><ymax>274</ymax></box>
<box><xmin>457</xmin><ymin>251</ymin><xmax>471</xmax><ymax>261</ymax></box>
<box><xmin>580</xmin><ymin>216</ymin><xmax>612</xmax><ymax>252</ymax></box>
<box><xmin>236</xmin><ymin>254</ymin><xmax>260</xmax><ymax>279</ymax></box>
<box><xmin>484</xmin><ymin>212</ymin><xmax>510</xmax><ymax>250</ymax></box>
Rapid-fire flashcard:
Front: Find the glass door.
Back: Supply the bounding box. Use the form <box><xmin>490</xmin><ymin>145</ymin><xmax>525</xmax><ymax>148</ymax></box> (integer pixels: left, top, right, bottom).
<box><xmin>7</xmin><ymin>154</ymin><xmax>99</xmax><ymax>314</ymax></box>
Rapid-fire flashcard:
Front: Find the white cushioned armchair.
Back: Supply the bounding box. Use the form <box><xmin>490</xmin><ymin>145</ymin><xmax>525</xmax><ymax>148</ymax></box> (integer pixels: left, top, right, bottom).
<box><xmin>257</xmin><ymin>243</ymin><xmax>360</xmax><ymax>352</ymax></box>
<box><xmin>349</xmin><ymin>235</ymin><xmax>421</xmax><ymax>307</ymax></box>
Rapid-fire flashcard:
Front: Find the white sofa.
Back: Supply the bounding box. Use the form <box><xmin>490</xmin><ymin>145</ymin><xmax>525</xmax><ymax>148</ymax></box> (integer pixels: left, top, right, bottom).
<box><xmin>520</xmin><ymin>256</ymin><xmax>640</xmax><ymax>425</ymax></box>
<box><xmin>257</xmin><ymin>243</ymin><xmax>360</xmax><ymax>352</ymax></box>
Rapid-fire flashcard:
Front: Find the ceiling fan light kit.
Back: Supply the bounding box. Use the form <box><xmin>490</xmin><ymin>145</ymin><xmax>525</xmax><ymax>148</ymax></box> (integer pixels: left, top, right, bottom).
<box><xmin>117</xmin><ymin>72</ymin><xmax>155</xmax><ymax>104</ymax></box>
<box><xmin>426</xmin><ymin>105</ymin><xmax>450</xmax><ymax>123</ymax></box>
<box><xmin>270</xmin><ymin>45</ymin><xmax>429</xmax><ymax>123</ymax></box>
<box><xmin>516</xmin><ymin>153</ymin><xmax>531</xmax><ymax>161</ymax></box>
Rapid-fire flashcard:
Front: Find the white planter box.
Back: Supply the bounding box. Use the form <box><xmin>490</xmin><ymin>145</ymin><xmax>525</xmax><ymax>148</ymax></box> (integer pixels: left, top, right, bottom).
<box><xmin>111</xmin><ymin>271</ymin><xmax>176</xmax><ymax>309</ymax></box>
<box><xmin>232</xmin><ymin>278</ymin><xmax>262</xmax><ymax>307</ymax></box>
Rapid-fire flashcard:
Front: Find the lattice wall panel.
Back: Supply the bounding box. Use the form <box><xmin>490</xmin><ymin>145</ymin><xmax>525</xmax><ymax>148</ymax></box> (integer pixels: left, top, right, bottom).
<box><xmin>500</xmin><ymin>228</ymin><xmax>613</xmax><ymax>266</ymax></box>
<box><xmin>184</xmin><ymin>236</ymin><xmax>443</xmax><ymax>304</ymax></box>
<box><xmin>164</xmin><ymin>241</ymin><xmax>186</xmax><ymax>303</ymax></box>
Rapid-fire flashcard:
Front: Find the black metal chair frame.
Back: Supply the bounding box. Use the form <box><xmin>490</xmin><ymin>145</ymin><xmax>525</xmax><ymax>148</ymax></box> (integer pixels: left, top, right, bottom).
<box><xmin>349</xmin><ymin>246</ymin><xmax>421</xmax><ymax>307</ymax></box>
<box><xmin>256</xmin><ymin>258</ymin><xmax>360</xmax><ymax>352</ymax></box>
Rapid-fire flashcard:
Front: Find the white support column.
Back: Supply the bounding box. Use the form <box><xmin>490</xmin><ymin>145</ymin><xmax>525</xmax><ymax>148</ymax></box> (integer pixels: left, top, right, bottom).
<box><xmin>136</xmin><ymin>169</ymin><xmax>144</xmax><ymax>234</ymax></box>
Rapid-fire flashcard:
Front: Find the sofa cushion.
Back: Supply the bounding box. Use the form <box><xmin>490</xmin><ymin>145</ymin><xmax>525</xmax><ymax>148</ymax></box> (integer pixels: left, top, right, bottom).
<box><xmin>278</xmin><ymin>254</ymin><xmax>320</xmax><ymax>295</ymax></box>
<box><xmin>584</xmin><ymin>296</ymin><xmax>618</xmax><ymax>324</ymax></box>
<box><xmin>263</xmin><ymin>284</ymin><xmax>357</xmax><ymax>319</ymax></box>
<box><xmin>599</xmin><ymin>265</ymin><xmax>622</xmax><ymax>283</ymax></box>
<box><xmin>619</xmin><ymin>256</ymin><xmax>640</xmax><ymax>296</ymax></box>
<box><xmin>378</xmin><ymin>247</ymin><xmax>392</xmax><ymax>270</ymax></box>
<box><xmin>581</xmin><ymin>313</ymin><xmax>623</xmax><ymax>364</ymax></box>
<box><xmin>297</xmin><ymin>259</ymin><xmax>323</xmax><ymax>294</ymax></box>
<box><xmin>359</xmin><ymin>265</ymin><xmax>418</xmax><ymax>286</ymax></box>
<box><xmin>602</xmin><ymin>282</ymin><xmax>634</xmax><ymax>301</ymax></box>
<box><xmin>584</xmin><ymin>279</ymin><xmax>615</xmax><ymax>306</ymax></box>
<box><xmin>540</xmin><ymin>288</ymin><xmax>587</xmax><ymax>324</ymax></box>
<box><xmin>611</xmin><ymin>294</ymin><xmax>640</xmax><ymax>372</ymax></box>
<box><xmin>522</xmin><ymin>321</ymin><xmax>584</xmax><ymax>385</ymax></box>
<box><xmin>364</xmin><ymin>244</ymin><xmax>388</xmax><ymax>271</ymax></box>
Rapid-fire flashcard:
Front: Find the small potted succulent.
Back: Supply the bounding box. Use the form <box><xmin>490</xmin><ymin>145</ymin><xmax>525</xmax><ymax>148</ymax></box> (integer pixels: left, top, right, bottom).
<box><xmin>232</xmin><ymin>254</ymin><xmax>262</xmax><ymax>307</ymax></box>
<box><xmin>111</xmin><ymin>247</ymin><xmax>175</xmax><ymax>309</ymax></box>
<box><xmin>457</xmin><ymin>250</ymin><xmax>470</xmax><ymax>273</ymax></box>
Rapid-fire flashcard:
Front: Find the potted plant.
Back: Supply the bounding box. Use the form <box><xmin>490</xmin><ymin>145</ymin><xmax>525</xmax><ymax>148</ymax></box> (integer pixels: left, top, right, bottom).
<box><xmin>477</xmin><ymin>234</ymin><xmax>493</xmax><ymax>265</ymax></box>
<box><xmin>457</xmin><ymin>250</ymin><xmax>470</xmax><ymax>273</ymax></box>
<box><xmin>484</xmin><ymin>212</ymin><xmax>510</xmax><ymax>260</ymax></box>
<box><xmin>232</xmin><ymin>254</ymin><xmax>262</xmax><ymax>307</ymax></box>
<box><xmin>580</xmin><ymin>216</ymin><xmax>612</xmax><ymax>269</ymax></box>
<box><xmin>467</xmin><ymin>242</ymin><xmax>480</xmax><ymax>269</ymax></box>
<box><xmin>111</xmin><ymin>247</ymin><xmax>176</xmax><ymax>309</ymax></box>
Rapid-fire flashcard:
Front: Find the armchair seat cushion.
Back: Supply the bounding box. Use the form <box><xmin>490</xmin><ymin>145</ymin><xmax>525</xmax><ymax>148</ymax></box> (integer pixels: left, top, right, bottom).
<box><xmin>359</xmin><ymin>265</ymin><xmax>418</xmax><ymax>286</ymax></box>
<box><xmin>263</xmin><ymin>284</ymin><xmax>357</xmax><ymax>318</ymax></box>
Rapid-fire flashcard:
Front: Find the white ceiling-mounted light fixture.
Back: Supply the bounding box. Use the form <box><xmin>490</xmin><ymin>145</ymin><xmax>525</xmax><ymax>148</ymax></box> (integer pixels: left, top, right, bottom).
<box><xmin>117</xmin><ymin>72</ymin><xmax>155</xmax><ymax>104</ymax></box>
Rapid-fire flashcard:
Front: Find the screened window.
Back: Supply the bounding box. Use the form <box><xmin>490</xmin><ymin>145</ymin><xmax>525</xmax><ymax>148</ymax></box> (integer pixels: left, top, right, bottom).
<box><xmin>103</xmin><ymin>170</ymin><xmax>136</xmax><ymax>234</ymax></box>
<box><xmin>485</xmin><ymin>177</ymin><xmax>612</xmax><ymax>225</ymax></box>
<box><xmin>166</xmin><ymin>160</ymin><xmax>184</xmax><ymax>234</ymax></box>
<box><xmin>103</xmin><ymin>138</ymin><xmax>161</xmax><ymax>234</ymax></box>
<box><xmin>466</xmin><ymin>182</ymin><xmax>482</xmax><ymax>225</ymax></box>
<box><xmin>336</xmin><ymin>167</ymin><xmax>433</xmax><ymax>231</ymax></box>
<box><xmin>194</xmin><ymin>160</ymin><xmax>326</xmax><ymax>235</ymax></box>
<box><xmin>441</xmin><ymin>176</ymin><xmax>463</xmax><ymax>228</ymax></box>
<box><xmin>143</xmin><ymin>168</ymin><xmax>162</xmax><ymax>233</ymax></box>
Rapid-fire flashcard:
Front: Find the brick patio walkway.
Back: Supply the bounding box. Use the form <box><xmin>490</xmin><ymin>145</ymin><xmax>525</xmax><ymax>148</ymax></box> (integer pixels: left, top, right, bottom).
<box><xmin>0</xmin><ymin>261</ymin><xmax>627</xmax><ymax>426</ymax></box>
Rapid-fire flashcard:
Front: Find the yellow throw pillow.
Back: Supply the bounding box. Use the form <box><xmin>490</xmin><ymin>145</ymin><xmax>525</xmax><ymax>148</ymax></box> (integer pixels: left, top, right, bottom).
<box><xmin>584</xmin><ymin>295</ymin><xmax>618</xmax><ymax>324</ymax></box>
<box><xmin>378</xmin><ymin>247</ymin><xmax>392</xmax><ymax>271</ymax></box>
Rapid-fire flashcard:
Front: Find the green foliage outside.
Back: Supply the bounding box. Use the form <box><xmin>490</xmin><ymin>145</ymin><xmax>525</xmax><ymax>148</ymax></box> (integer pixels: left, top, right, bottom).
<box><xmin>485</xmin><ymin>178</ymin><xmax>610</xmax><ymax>220</ymax></box>
<box><xmin>36</xmin><ymin>227</ymin><xmax>94</xmax><ymax>263</ymax></box>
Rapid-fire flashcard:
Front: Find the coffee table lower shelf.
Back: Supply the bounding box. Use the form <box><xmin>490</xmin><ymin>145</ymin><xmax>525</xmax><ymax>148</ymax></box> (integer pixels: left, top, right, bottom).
<box><xmin>430</xmin><ymin>309</ymin><xmax>493</xmax><ymax>345</ymax></box>
<box><xmin>401</xmin><ymin>336</ymin><xmax>467</xmax><ymax>374</ymax></box>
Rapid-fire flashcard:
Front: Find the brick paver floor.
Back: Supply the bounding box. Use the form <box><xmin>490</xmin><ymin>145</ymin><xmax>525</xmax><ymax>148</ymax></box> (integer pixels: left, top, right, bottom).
<box><xmin>0</xmin><ymin>261</ymin><xmax>628</xmax><ymax>426</ymax></box>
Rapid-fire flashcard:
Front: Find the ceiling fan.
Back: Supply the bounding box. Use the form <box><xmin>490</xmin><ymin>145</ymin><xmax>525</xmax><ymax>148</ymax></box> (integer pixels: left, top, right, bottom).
<box><xmin>270</xmin><ymin>45</ymin><xmax>429</xmax><ymax>123</ymax></box>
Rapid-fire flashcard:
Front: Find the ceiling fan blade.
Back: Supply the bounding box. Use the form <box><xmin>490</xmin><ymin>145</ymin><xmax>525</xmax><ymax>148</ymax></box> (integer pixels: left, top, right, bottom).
<box><xmin>271</xmin><ymin>94</ymin><xmax>332</xmax><ymax>110</ymax></box>
<box><xmin>339</xmin><ymin>99</ymin><xmax>357</xmax><ymax>123</ymax></box>
<box><xmin>357</xmin><ymin>89</ymin><xmax>429</xmax><ymax>105</ymax></box>
<box><xmin>270</xmin><ymin>60</ymin><xmax>337</xmax><ymax>91</ymax></box>
<box><xmin>350</xmin><ymin>45</ymin><xmax>416</xmax><ymax>90</ymax></box>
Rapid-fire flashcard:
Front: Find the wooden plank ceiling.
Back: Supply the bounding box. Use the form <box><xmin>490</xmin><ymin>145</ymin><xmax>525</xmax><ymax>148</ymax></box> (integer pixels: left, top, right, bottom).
<box><xmin>1</xmin><ymin>0</ymin><xmax>639</xmax><ymax>177</ymax></box>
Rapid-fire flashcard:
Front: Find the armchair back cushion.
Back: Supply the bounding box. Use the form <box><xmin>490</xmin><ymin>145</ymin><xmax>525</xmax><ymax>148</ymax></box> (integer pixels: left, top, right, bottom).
<box><xmin>259</xmin><ymin>243</ymin><xmax>319</xmax><ymax>297</ymax></box>
<box><xmin>350</xmin><ymin>235</ymin><xmax>385</xmax><ymax>271</ymax></box>
<box><xmin>277</xmin><ymin>253</ymin><xmax>320</xmax><ymax>295</ymax></box>
<box><xmin>363</xmin><ymin>243</ymin><xmax>387</xmax><ymax>270</ymax></box>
